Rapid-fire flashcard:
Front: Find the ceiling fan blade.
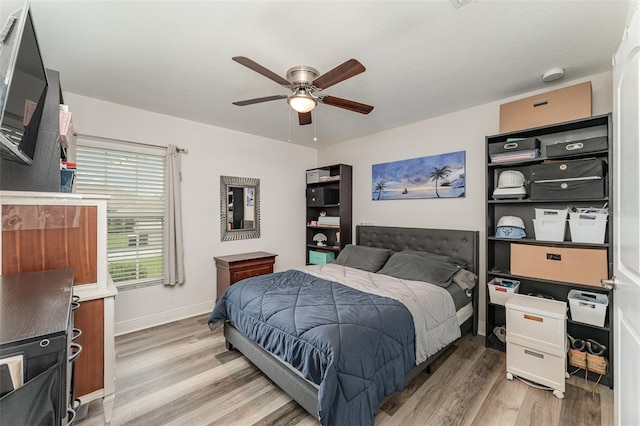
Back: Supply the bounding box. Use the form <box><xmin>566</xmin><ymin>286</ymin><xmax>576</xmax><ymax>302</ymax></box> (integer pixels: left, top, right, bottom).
<box><xmin>320</xmin><ymin>96</ymin><xmax>374</xmax><ymax>114</ymax></box>
<box><xmin>233</xmin><ymin>95</ymin><xmax>287</xmax><ymax>106</ymax></box>
<box><xmin>313</xmin><ymin>59</ymin><xmax>366</xmax><ymax>90</ymax></box>
<box><xmin>232</xmin><ymin>56</ymin><xmax>290</xmax><ymax>87</ymax></box>
<box><xmin>298</xmin><ymin>112</ymin><xmax>312</xmax><ymax>126</ymax></box>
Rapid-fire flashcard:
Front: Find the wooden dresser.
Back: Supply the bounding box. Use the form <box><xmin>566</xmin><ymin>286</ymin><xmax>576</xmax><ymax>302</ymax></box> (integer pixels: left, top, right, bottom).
<box><xmin>214</xmin><ymin>251</ymin><xmax>277</xmax><ymax>300</ymax></box>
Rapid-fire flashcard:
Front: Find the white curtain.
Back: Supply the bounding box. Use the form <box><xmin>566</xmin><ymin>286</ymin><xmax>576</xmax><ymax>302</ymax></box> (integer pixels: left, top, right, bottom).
<box><xmin>164</xmin><ymin>144</ymin><xmax>185</xmax><ymax>286</ymax></box>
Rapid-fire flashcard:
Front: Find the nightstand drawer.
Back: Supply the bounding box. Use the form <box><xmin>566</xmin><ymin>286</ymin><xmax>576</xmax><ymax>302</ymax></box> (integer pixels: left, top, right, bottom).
<box><xmin>232</xmin><ymin>265</ymin><xmax>273</xmax><ymax>282</ymax></box>
<box><xmin>507</xmin><ymin>342</ymin><xmax>565</xmax><ymax>392</ymax></box>
<box><xmin>214</xmin><ymin>252</ymin><xmax>277</xmax><ymax>301</ymax></box>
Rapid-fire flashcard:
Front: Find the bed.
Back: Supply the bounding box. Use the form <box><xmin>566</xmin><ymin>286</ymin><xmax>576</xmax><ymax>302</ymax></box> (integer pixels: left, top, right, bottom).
<box><xmin>209</xmin><ymin>225</ymin><xmax>479</xmax><ymax>425</ymax></box>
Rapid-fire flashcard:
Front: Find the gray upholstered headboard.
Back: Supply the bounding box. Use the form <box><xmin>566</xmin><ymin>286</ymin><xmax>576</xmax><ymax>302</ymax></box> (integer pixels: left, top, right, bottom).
<box><xmin>356</xmin><ymin>225</ymin><xmax>479</xmax><ymax>276</ymax></box>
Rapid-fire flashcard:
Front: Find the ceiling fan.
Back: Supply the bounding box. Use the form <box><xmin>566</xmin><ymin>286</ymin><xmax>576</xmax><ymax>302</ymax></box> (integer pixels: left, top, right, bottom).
<box><xmin>232</xmin><ymin>56</ymin><xmax>374</xmax><ymax>126</ymax></box>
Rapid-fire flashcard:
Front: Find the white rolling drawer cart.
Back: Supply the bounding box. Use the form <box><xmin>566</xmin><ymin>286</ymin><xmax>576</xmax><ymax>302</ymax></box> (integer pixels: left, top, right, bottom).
<box><xmin>505</xmin><ymin>294</ymin><xmax>568</xmax><ymax>399</ymax></box>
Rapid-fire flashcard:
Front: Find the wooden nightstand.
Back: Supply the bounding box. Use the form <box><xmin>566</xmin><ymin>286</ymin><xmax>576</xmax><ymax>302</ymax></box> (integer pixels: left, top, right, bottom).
<box><xmin>214</xmin><ymin>251</ymin><xmax>277</xmax><ymax>300</ymax></box>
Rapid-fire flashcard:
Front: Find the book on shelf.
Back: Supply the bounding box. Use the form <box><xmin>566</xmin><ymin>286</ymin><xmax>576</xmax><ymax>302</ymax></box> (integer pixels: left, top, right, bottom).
<box><xmin>0</xmin><ymin>355</ymin><xmax>24</xmax><ymax>397</ymax></box>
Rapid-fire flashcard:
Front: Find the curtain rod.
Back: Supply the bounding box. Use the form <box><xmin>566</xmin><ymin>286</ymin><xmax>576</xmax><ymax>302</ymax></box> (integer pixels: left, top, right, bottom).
<box><xmin>73</xmin><ymin>132</ymin><xmax>188</xmax><ymax>153</ymax></box>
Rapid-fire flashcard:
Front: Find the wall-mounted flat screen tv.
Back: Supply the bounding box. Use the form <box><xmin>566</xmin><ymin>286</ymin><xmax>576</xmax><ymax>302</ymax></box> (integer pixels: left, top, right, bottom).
<box><xmin>0</xmin><ymin>0</ymin><xmax>48</xmax><ymax>166</ymax></box>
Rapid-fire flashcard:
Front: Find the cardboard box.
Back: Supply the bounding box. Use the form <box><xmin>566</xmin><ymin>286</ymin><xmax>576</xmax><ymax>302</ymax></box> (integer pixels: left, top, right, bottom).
<box><xmin>499</xmin><ymin>82</ymin><xmax>592</xmax><ymax>133</ymax></box>
<box><xmin>510</xmin><ymin>244</ymin><xmax>607</xmax><ymax>287</ymax></box>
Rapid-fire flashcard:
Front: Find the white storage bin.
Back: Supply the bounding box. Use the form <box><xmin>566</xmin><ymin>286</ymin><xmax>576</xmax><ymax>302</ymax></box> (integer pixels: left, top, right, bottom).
<box><xmin>569</xmin><ymin>218</ymin><xmax>607</xmax><ymax>244</ymax></box>
<box><xmin>306</xmin><ymin>169</ymin><xmax>330</xmax><ymax>184</ymax></box>
<box><xmin>568</xmin><ymin>289</ymin><xmax>608</xmax><ymax>327</ymax></box>
<box><xmin>569</xmin><ymin>212</ymin><xmax>608</xmax><ymax>221</ymax></box>
<box><xmin>533</xmin><ymin>219</ymin><xmax>566</xmax><ymax>242</ymax></box>
<box><xmin>488</xmin><ymin>277</ymin><xmax>520</xmax><ymax>305</ymax></box>
<box><xmin>535</xmin><ymin>208</ymin><xmax>568</xmax><ymax>220</ymax></box>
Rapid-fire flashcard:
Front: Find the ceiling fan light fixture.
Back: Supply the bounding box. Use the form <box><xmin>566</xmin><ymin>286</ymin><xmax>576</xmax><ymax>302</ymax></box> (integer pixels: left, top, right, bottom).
<box><xmin>288</xmin><ymin>89</ymin><xmax>317</xmax><ymax>113</ymax></box>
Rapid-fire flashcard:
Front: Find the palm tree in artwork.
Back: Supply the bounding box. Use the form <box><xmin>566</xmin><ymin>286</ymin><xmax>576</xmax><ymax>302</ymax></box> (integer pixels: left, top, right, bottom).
<box><xmin>374</xmin><ymin>179</ymin><xmax>386</xmax><ymax>200</ymax></box>
<box><xmin>429</xmin><ymin>165</ymin><xmax>452</xmax><ymax>198</ymax></box>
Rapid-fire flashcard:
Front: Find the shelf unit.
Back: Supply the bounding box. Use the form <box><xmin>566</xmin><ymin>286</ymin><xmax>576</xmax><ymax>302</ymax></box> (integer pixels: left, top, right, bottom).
<box><xmin>485</xmin><ymin>113</ymin><xmax>614</xmax><ymax>388</ymax></box>
<box><xmin>305</xmin><ymin>164</ymin><xmax>352</xmax><ymax>264</ymax></box>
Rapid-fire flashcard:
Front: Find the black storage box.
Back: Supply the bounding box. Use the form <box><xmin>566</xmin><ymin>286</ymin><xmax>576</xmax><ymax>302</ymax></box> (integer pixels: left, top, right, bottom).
<box><xmin>546</xmin><ymin>136</ymin><xmax>608</xmax><ymax>158</ymax></box>
<box><xmin>531</xmin><ymin>178</ymin><xmax>605</xmax><ymax>200</ymax></box>
<box><xmin>530</xmin><ymin>158</ymin><xmax>605</xmax><ymax>181</ymax></box>
<box><xmin>530</xmin><ymin>158</ymin><xmax>606</xmax><ymax>200</ymax></box>
<box><xmin>307</xmin><ymin>188</ymin><xmax>339</xmax><ymax>206</ymax></box>
<box><xmin>489</xmin><ymin>137</ymin><xmax>540</xmax><ymax>154</ymax></box>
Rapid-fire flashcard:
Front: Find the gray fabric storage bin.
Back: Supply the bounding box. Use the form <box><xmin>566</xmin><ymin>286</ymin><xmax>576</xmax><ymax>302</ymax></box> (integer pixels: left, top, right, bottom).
<box><xmin>530</xmin><ymin>158</ymin><xmax>606</xmax><ymax>200</ymax></box>
<box><xmin>546</xmin><ymin>136</ymin><xmax>608</xmax><ymax>158</ymax></box>
<box><xmin>489</xmin><ymin>137</ymin><xmax>540</xmax><ymax>154</ymax></box>
<box><xmin>531</xmin><ymin>177</ymin><xmax>605</xmax><ymax>200</ymax></box>
<box><xmin>530</xmin><ymin>158</ymin><xmax>605</xmax><ymax>181</ymax></box>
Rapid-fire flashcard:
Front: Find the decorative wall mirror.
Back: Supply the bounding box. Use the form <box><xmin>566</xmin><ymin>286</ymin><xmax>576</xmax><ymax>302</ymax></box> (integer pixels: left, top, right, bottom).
<box><xmin>220</xmin><ymin>176</ymin><xmax>261</xmax><ymax>241</ymax></box>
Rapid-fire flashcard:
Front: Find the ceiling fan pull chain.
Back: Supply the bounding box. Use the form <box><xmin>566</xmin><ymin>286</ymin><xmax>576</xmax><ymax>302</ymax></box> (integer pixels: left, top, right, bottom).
<box><xmin>314</xmin><ymin>108</ymin><xmax>318</xmax><ymax>142</ymax></box>
<box><xmin>288</xmin><ymin>105</ymin><xmax>291</xmax><ymax>143</ymax></box>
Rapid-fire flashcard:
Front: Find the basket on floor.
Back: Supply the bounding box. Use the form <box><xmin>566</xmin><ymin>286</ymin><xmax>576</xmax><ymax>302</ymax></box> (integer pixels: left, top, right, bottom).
<box><xmin>586</xmin><ymin>353</ymin><xmax>608</xmax><ymax>375</ymax></box>
<box><xmin>568</xmin><ymin>348</ymin><xmax>587</xmax><ymax>370</ymax></box>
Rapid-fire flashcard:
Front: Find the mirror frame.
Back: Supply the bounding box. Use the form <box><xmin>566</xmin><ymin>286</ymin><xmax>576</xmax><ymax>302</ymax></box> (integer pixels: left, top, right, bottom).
<box><xmin>220</xmin><ymin>175</ymin><xmax>261</xmax><ymax>241</ymax></box>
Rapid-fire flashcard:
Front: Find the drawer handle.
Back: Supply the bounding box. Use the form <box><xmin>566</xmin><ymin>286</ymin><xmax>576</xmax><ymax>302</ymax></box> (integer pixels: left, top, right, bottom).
<box><xmin>72</xmin><ymin>328</ymin><xmax>82</xmax><ymax>341</ymax></box>
<box><xmin>71</xmin><ymin>301</ymin><xmax>80</xmax><ymax>311</ymax></box>
<box><xmin>533</xmin><ymin>98</ymin><xmax>548</xmax><ymax>107</ymax></box>
<box><xmin>546</xmin><ymin>253</ymin><xmax>561</xmax><ymax>261</ymax></box>
<box><xmin>524</xmin><ymin>314</ymin><xmax>543</xmax><ymax>323</ymax></box>
<box><xmin>69</xmin><ymin>343</ymin><xmax>82</xmax><ymax>363</ymax></box>
<box><xmin>524</xmin><ymin>349</ymin><xmax>544</xmax><ymax>359</ymax></box>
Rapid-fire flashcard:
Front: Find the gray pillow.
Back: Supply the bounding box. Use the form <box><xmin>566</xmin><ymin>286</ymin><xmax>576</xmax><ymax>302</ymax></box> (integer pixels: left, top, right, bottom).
<box><xmin>333</xmin><ymin>244</ymin><xmax>392</xmax><ymax>272</ymax></box>
<box><xmin>452</xmin><ymin>268</ymin><xmax>478</xmax><ymax>290</ymax></box>
<box><xmin>377</xmin><ymin>252</ymin><xmax>461</xmax><ymax>287</ymax></box>
<box><xmin>401</xmin><ymin>249</ymin><xmax>468</xmax><ymax>268</ymax></box>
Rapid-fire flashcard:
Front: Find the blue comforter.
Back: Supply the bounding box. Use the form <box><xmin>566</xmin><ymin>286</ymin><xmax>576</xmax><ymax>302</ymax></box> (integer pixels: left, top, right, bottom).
<box><xmin>208</xmin><ymin>269</ymin><xmax>416</xmax><ymax>426</ymax></box>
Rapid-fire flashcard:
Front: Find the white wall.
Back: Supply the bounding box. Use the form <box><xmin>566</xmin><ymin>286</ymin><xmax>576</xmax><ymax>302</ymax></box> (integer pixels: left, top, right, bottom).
<box><xmin>65</xmin><ymin>71</ymin><xmax>613</xmax><ymax>335</ymax></box>
<box><xmin>64</xmin><ymin>93</ymin><xmax>317</xmax><ymax>334</ymax></box>
<box><xmin>317</xmin><ymin>71</ymin><xmax>614</xmax><ymax>334</ymax></box>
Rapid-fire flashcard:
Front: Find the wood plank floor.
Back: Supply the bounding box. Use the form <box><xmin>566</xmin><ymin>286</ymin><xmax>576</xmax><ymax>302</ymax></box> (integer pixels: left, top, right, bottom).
<box><xmin>75</xmin><ymin>314</ymin><xmax>613</xmax><ymax>425</ymax></box>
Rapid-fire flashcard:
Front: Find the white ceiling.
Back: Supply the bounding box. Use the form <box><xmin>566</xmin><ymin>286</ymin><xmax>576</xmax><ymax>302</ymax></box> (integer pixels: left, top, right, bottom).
<box><xmin>29</xmin><ymin>1</ymin><xmax>631</xmax><ymax>148</ymax></box>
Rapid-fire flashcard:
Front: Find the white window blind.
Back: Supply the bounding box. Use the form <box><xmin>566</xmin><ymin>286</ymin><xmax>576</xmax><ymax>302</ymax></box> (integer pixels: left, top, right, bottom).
<box><xmin>75</xmin><ymin>140</ymin><xmax>166</xmax><ymax>290</ymax></box>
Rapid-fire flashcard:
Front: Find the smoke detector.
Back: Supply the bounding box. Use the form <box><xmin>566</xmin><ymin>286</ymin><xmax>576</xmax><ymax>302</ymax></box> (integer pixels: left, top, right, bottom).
<box><xmin>450</xmin><ymin>0</ymin><xmax>473</xmax><ymax>8</ymax></box>
<box><xmin>542</xmin><ymin>67</ymin><xmax>565</xmax><ymax>82</ymax></box>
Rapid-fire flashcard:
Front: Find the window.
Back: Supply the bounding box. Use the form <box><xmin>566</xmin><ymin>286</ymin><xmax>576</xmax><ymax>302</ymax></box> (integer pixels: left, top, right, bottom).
<box><xmin>75</xmin><ymin>138</ymin><xmax>165</xmax><ymax>290</ymax></box>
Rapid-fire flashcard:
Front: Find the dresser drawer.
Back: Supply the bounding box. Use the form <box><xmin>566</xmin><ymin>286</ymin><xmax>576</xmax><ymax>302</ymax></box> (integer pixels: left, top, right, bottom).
<box><xmin>506</xmin><ymin>294</ymin><xmax>566</xmax><ymax>356</ymax></box>
<box><xmin>232</xmin><ymin>265</ymin><xmax>273</xmax><ymax>282</ymax></box>
<box><xmin>507</xmin><ymin>342</ymin><xmax>565</xmax><ymax>392</ymax></box>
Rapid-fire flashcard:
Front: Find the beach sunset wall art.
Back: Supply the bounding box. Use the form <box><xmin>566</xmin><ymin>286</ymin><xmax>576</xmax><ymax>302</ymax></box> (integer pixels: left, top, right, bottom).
<box><xmin>372</xmin><ymin>151</ymin><xmax>466</xmax><ymax>200</ymax></box>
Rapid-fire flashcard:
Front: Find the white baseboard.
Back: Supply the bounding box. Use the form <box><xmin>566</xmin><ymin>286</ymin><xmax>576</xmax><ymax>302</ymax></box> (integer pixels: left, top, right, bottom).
<box><xmin>115</xmin><ymin>300</ymin><xmax>214</xmax><ymax>336</ymax></box>
<box><xmin>477</xmin><ymin>320</ymin><xmax>486</xmax><ymax>336</ymax></box>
